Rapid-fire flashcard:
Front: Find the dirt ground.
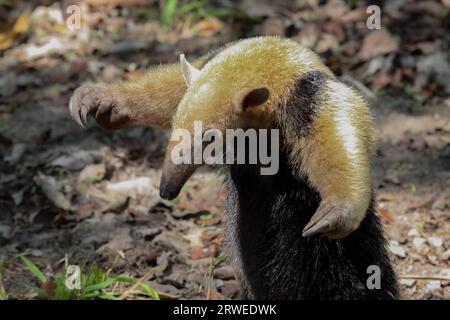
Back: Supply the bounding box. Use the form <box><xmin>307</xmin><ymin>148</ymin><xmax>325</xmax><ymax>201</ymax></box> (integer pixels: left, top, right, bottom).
<box><xmin>0</xmin><ymin>0</ymin><xmax>449</xmax><ymax>299</ymax></box>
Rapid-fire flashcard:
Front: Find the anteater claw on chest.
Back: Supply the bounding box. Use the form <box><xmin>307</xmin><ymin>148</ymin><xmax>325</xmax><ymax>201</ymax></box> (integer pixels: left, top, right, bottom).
<box><xmin>302</xmin><ymin>201</ymin><xmax>354</xmax><ymax>240</ymax></box>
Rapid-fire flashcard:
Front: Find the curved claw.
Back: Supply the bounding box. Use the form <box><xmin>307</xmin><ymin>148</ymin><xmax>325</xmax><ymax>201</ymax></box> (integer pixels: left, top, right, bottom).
<box><xmin>303</xmin><ymin>201</ymin><xmax>334</xmax><ymax>232</ymax></box>
<box><xmin>302</xmin><ymin>219</ymin><xmax>333</xmax><ymax>238</ymax></box>
<box><xmin>80</xmin><ymin>102</ymin><xmax>89</xmax><ymax>127</ymax></box>
<box><xmin>69</xmin><ymin>94</ymin><xmax>85</xmax><ymax>128</ymax></box>
<box><xmin>302</xmin><ymin>201</ymin><xmax>354</xmax><ymax>239</ymax></box>
<box><xmin>68</xmin><ymin>85</ymin><xmax>131</xmax><ymax>131</ymax></box>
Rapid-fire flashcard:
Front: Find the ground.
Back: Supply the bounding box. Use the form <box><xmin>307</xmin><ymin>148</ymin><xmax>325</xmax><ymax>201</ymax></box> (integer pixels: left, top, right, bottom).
<box><xmin>0</xmin><ymin>0</ymin><xmax>449</xmax><ymax>299</ymax></box>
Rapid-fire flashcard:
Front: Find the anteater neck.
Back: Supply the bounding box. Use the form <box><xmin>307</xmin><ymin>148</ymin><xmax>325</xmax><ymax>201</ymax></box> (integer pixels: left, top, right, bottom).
<box><xmin>224</xmin><ymin>154</ymin><xmax>398</xmax><ymax>300</ymax></box>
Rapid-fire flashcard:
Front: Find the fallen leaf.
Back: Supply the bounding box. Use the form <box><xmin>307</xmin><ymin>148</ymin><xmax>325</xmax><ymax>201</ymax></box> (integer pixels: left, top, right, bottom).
<box><xmin>78</xmin><ymin>163</ymin><xmax>106</xmax><ymax>186</ymax></box>
<box><xmin>408</xmin><ymin>1</ymin><xmax>448</xmax><ymax>18</ymax></box>
<box><xmin>146</xmin><ymin>281</ymin><xmax>181</xmax><ymax>298</ymax></box>
<box><xmin>315</xmin><ymin>34</ymin><xmax>339</xmax><ymax>53</ymax></box>
<box><xmin>96</xmin><ymin>228</ymin><xmax>133</xmax><ymax>255</ymax></box>
<box><xmin>183</xmin><ymin>228</ymin><xmax>204</xmax><ymax>247</ymax></box>
<box><xmin>371</xmin><ymin>73</ymin><xmax>392</xmax><ymax>89</ymax></box>
<box><xmin>24</xmin><ymin>37</ymin><xmax>64</xmax><ymax>60</ymax></box>
<box><xmin>86</xmin><ymin>0</ymin><xmax>148</xmax><ymax>6</ymax></box>
<box><xmin>322</xmin><ymin>20</ymin><xmax>345</xmax><ymax>42</ymax></box>
<box><xmin>295</xmin><ymin>23</ymin><xmax>319</xmax><ymax>49</ymax></box>
<box><xmin>133</xmin><ymin>227</ymin><xmax>162</xmax><ymax>241</ymax></box>
<box><xmin>342</xmin><ymin>7</ymin><xmax>367</xmax><ymax>22</ymax></box>
<box><xmin>192</xmin><ymin>18</ymin><xmax>223</xmax><ymax>37</ymax></box>
<box><xmin>0</xmin><ymin>10</ymin><xmax>31</xmax><ymax>50</ymax></box>
<box><xmin>213</xmin><ymin>266</ymin><xmax>235</xmax><ymax>280</ymax></box>
<box><xmin>323</xmin><ymin>0</ymin><xmax>350</xmax><ymax>19</ymax></box>
<box><xmin>190</xmin><ymin>246</ymin><xmax>208</xmax><ymax>260</ymax></box>
<box><xmin>378</xmin><ymin>207</ymin><xmax>396</xmax><ymax>223</ymax></box>
<box><xmin>106</xmin><ymin>177</ymin><xmax>156</xmax><ymax>195</ymax></box>
<box><xmin>3</xmin><ymin>143</ymin><xmax>26</xmax><ymax>164</ymax></box>
<box><xmin>196</xmin><ymin>216</ymin><xmax>221</xmax><ymax>226</ymax></box>
<box><xmin>359</xmin><ymin>30</ymin><xmax>399</xmax><ymax>60</ymax></box>
<box><xmin>0</xmin><ymin>225</ymin><xmax>12</xmax><ymax>239</ymax></box>
<box><xmin>219</xmin><ymin>280</ymin><xmax>240</xmax><ymax>298</ymax></box>
<box><xmin>117</xmin><ymin>250</ymin><xmax>126</xmax><ymax>260</ymax></box>
<box><xmin>12</xmin><ymin>189</ymin><xmax>25</xmax><ymax>205</ymax></box>
<box><xmin>40</xmin><ymin>279</ymin><xmax>56</xmax><ymax>299</ymax></box>
<box><xmin>389</xmin><ymin>240</ymin><xmax>406</xmax><ymax>258</ymax></box>
<box><xmin>0</xmin><ymin>72</ymin><xmax>17</xmax><ymax>97</ymax></box>
<box><xmin>85</xmin><ymin>187</ymin><xmax>128</xmax><ymax>212</ymax></box>
<box><xmin>260</xmin><ymin>17</ymin><xmax>285</xmax><ymax>36</ymax></box>
<box><xmin>50</xmin><ymin>150</ymin><xmax>99</xmax><ymax>170</ymax></box>
<box><xmin>415</xmin><ymin>52</ymin><xmax>450</xmax><ymax>94</ymax></box>
<box><xmin>33</xmin><ymin>172</ymin><xmax>72</xmax><ymax>210</ymax></box>
<box><xmin>208</xmin><ymin>290</ymin><xmax>223</xmax><ymax>300</ymax></box>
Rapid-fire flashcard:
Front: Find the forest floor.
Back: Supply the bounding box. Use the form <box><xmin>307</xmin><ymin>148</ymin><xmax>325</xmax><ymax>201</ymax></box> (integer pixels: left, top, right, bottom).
<box><xmin>0</xmin><ymin>1</ymin><xmax>449</xmax><ymax>299</ymax></box>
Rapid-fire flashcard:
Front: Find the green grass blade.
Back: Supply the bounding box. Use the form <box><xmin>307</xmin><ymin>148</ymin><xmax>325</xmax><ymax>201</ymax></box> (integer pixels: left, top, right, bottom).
<box><xmin>20</xmin><ymin>256</ymin><xmax>47</xmax><ymax>284</ymax></box>
<box><xmin>213</xmin><ymin>253</ymin><xmax>227</xmax><ymax>267</ymax></box>
<box><xmin>97</xmin><ymin>293</ymin><xmax>120</xmax><ymax>300</ymax></box>
<box><xmin>83</xmin><ymin>291</ymin><xmax>115</xmax><ymax>299</ymax></box>
<box><xmin>0</xmin><ymin>274</ymin><xmax>8</xmax><ymax>300</ymax></box>
<box><xmin>137</xmin><ymin>282</ymin><xmax>160</xmax><ymax>300</ymax></box>
<box><xmin>162</xmin><ymin>0</ymin><xmax>178</xmax><ymax>27</ymax></box>
<box><xmin>112</xmin><ymin>276</ymin><xmax>160</xmax><ymax>300</ymax></box>
<box><xmin>179</xmin><ymin>0</ymin><xmax>206</xmax><ymax>14</ymax></box>
<box><xmin>84</xmin><ymin>278</ymin><xmax>114</xmax><ymax>293</ymax></box>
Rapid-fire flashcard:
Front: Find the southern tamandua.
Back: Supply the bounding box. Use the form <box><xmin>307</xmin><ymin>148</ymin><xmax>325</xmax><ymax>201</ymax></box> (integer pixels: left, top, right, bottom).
<box><xmin>70</xmin><ymin>36</ymin><xmax>399</xmax><ymax>299</ymax></box>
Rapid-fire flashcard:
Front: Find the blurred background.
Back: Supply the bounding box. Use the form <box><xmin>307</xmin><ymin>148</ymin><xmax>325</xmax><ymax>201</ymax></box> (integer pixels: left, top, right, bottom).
<box><xmin>0</xmin><ymin>0</ymin><xmax>449</xmax><ymax>300</ymax></box>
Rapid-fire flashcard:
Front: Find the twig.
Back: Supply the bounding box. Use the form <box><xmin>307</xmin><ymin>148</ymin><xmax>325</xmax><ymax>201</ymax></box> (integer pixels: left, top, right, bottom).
<box><xmin>341</xmin><ymin>75</ymin><xmax>376</xmax><ymax>100</ymax></box>
<box><xmin>400</xmin><ymin>275</ymin><xmax>450</xmax><ymax>281</ymax></box>
<box><xmin>156</xmin><ymin>291</ymin><xmax>181</xmax><ymax>300</ymax></box>
<box><xmin>118</xmin><ymin>266</ymin><xmax>161</xmax><ymax>300</ymax></box>
<box><xmin>206</xmin><ymin>258</ymin><xmax>214</xmax><ymax>300</ymax></box>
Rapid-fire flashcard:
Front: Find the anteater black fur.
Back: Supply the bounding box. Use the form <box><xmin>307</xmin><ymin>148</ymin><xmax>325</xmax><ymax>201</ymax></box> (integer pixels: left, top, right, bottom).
<box><xmin>224</xmin><ymin>156</ymin><xmax>398</xmax><ymax>299</ymax></box>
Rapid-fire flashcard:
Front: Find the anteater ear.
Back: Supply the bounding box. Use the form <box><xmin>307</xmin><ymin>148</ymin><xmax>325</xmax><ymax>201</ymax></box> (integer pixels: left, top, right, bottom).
<box><xmin>232</xmin><ymin>87</ymin><xmax>270</xmax><ymax>114</ymax></box>
<box><xmin>180</xmin><ymin>54</ymin><xmax>201</xmax><ymax>86</ymax></box>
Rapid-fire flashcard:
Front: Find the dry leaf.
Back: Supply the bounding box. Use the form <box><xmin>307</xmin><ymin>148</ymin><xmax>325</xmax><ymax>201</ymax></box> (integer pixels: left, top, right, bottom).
<box><xmin>322</xmin><ymin>20</ymin><xmax>345</xmax><ymax>42</ymax></box>
<box><xmin>0</xmin><ymin>10</ymin><xmax>31</xmax><ymax>50</ymax></box>
<box><xmin>33</xmin><ymin>172</ymin><xmax>72</xmax><ymax>210</ymax></box>
<box><xmin>371</xmin><ymin>73</ymin><xmax>392</xmax><ymax>89</ymax></box>
<box><xmin>208</xmin><ymin>290</ymin><xmax>223</xmax><ymax>300</ymax></box>
<box><xmin>190</xmin><ymin>246</ymin><xmax>208</xmax><ymax>260</ymax></box>
<box><xmin>296</xmin><ymin>23</ymin><xmax>320</xmax><ymax>49</ymax></box>
<box><xmin>86</xmin><ymin>0</ymin><xmax>147</xmax><ymax>6</ymax></box>
<box><xmin>192</xmin><ymin>18</ymin><xmax>223</xmax><ymax>36</ymax></box>
<box><xmin>261</xmin><ymin>17</ymin><xmax>285</xmax><ymax>36</ymax></box>
<box><xmin>40</xmin><ymin>279</ymin><xmax>56</xmax><ymax>299</ymax></box>
<box><xmin>315</xmin><ymin>34</ymin><xmax>339</xmax><ymax>53</ymax></box>
<box><xmin>378</xmin><ymin>207</ymin><xmax>396</xmax><ymax>224</ymax></box>
<box><xmin>78</xmin><ymin>163</ymin><xmax>106</xmax><ymax>186</ymax></box>
<box><xmin>359</xmin><ymin>30</ymin><xmax>399</xmax><ymax>60</ymax></box>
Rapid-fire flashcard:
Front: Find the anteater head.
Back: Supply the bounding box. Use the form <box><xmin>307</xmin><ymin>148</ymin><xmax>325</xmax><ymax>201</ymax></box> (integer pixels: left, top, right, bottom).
<box><xmin>159</xmin><ymin>53</ymin><xmax>271</xmax><ymax>200</ymax></box>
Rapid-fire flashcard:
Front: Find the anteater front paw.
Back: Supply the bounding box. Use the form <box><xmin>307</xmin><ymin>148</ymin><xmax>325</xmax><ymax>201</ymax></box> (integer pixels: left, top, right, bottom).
<box><xmin>302</xmin><ymin>200</ymin><xmax>364</xmax><ymax>240</ymax></box>
<box><xmin>69</xmin><ymin>85</ymin><xmax>129</xmax><ymax>130</ymax></box>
